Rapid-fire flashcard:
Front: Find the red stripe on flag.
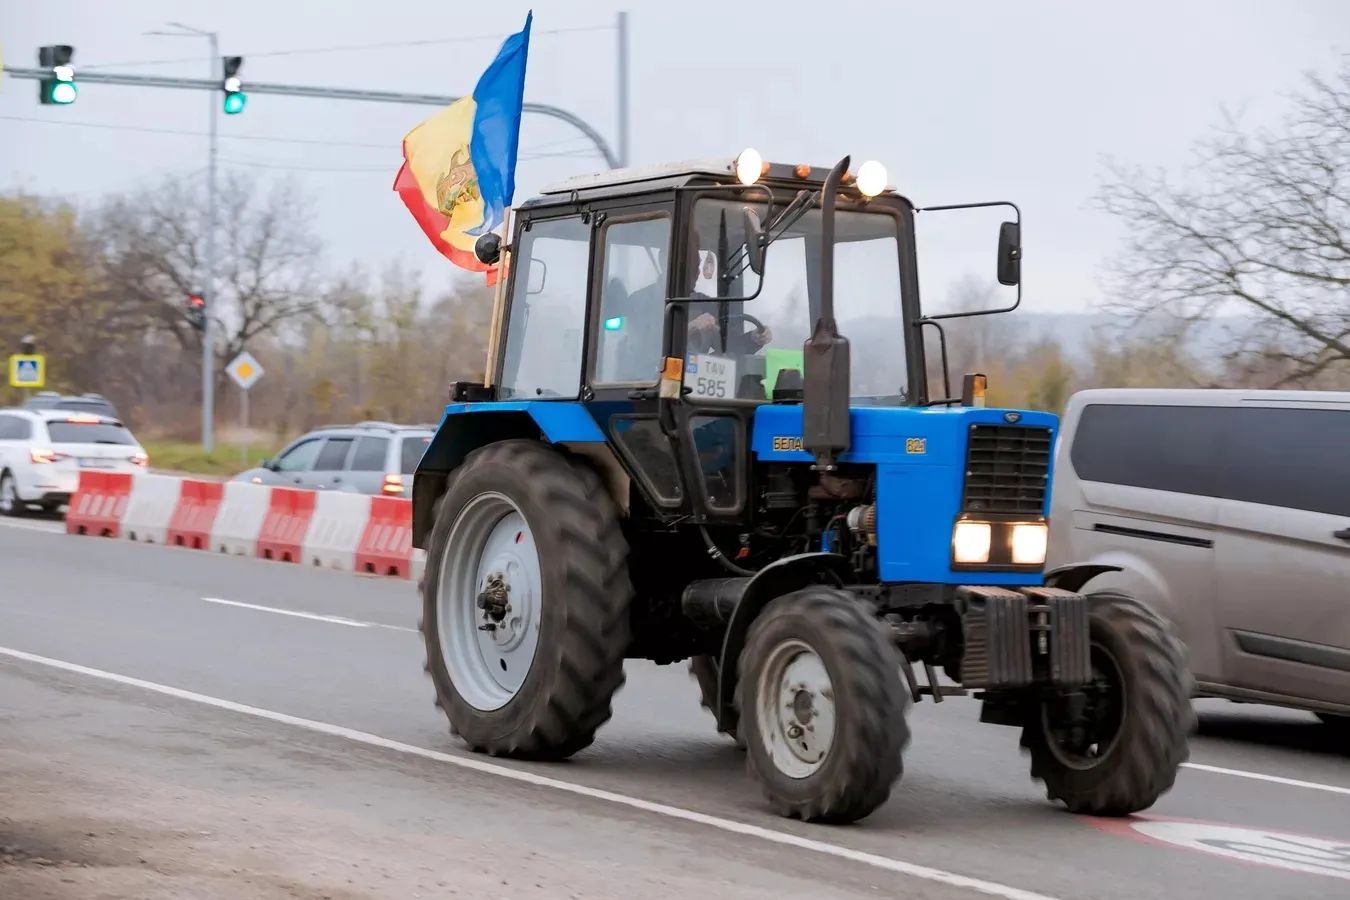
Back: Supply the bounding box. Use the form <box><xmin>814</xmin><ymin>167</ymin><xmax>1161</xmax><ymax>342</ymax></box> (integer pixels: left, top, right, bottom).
<box><xmin>393</xmin><ymin>160</ymin><xmax>490</xmax><ymax>273</ymax></box>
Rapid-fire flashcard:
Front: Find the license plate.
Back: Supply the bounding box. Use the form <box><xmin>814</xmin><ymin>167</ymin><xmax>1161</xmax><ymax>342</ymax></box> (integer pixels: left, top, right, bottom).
<box><xmin>79</xmin><ymin>458</ymin><xmax>112</xmax><ymax>468</ymax></box>
<box><xmin>686</xmin><ymin>354</ymin><xmax>737</xmax><ymax>400</ymax></box>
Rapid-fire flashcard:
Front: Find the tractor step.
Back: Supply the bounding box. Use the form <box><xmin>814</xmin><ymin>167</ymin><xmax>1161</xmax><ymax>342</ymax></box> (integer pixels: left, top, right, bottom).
<box><xmin>917</xmin><ymin>684</ymin><xmax>967</xmax><ymax>697</ymax></box>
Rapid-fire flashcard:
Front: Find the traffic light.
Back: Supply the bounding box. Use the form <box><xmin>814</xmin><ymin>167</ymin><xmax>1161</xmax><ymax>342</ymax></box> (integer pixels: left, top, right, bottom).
<box><xmin>186</xmin><ymin>292</ymin><xmax>206</xmax><ymax>331</ymax></box>
<box><xmin>221</xmin><ymin>56</ymin><xmax>246</xmax><ymax>115</ymax></box>
<box><xmin>37</xmin><ymin>45</ymin><xmax>77</xmax><ymax>105</ymax></box>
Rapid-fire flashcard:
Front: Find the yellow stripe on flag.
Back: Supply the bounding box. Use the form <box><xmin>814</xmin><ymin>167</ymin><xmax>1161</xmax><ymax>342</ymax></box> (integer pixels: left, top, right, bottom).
<box><xmin>402</xmin><ymin>97</ymin><xmax>486</xmax><ymax>255</ymax></box>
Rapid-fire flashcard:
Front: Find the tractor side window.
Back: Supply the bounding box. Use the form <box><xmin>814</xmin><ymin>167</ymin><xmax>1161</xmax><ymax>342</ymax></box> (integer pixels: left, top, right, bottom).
<box><xmin>499</xmin><ymin>216</ymin><xmax>592</xmax><ymax>400</ymax></box>
<box><xmin>594</xmin><ymin>215</ymin><xmax>671</xmax><ymax>385</ymax></box>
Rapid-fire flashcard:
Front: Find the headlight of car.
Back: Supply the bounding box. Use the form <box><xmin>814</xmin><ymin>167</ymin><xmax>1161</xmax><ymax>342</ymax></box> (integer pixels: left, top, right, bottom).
<box><xmin>952</xmin><ymin>521</ymin><xmax>992</xmax><ymax>564</ymax></box>
<box><xmin>1010</xmin><ymin>522</ymin><xmax>1048</xmax><ymax>565</ymax></box>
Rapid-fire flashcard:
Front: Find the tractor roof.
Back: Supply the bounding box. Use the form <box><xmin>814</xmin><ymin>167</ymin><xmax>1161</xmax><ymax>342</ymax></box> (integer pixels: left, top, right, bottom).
<box><xmin>528</xmin><ymin>157</ymin><xmax>862</xmax><ymax>208</ymax></box>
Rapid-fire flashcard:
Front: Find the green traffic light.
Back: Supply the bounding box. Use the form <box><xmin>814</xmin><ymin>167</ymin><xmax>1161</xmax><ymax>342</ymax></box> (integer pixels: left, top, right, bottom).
<box><xmin>223</xmin><ymin>92</ymin><xmax>246</xmax><ymax>115</ymax></box>
<box><xmin>45</xmin><ymin>81</ymin><xmax>77</xmax><ymax>104</ymax></box>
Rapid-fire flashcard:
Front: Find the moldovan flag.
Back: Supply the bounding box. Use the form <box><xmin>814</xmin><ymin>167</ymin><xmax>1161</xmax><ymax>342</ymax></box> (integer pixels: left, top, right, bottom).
<box><xmin>394</xmin><ymin>11</ymin><xmax>533</xmax><ymax>272</ymax></box>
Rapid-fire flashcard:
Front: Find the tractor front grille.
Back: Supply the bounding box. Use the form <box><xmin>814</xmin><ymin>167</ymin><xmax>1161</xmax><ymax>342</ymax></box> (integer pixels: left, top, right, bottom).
<box><xmin>961</xmin><ymin>424</ymin><xmax>1052</xmax><ymax>515</ymax></box>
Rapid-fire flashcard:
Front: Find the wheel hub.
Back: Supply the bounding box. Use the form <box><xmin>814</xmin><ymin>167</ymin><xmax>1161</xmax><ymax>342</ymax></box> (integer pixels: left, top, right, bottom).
<box><xmin>757</xmin><ymin>639</ymin><xmax>837</xmax><ymax>778</ymax></box>
<box><xmin>437</xmin><ymin>493</ymin><xmax>543</xmax><ymax>711</ymax></box>
<box><xmin>1042</xmin><ymin>643</ymin><xmax>1127</xmax><ymax>770</ymax></box>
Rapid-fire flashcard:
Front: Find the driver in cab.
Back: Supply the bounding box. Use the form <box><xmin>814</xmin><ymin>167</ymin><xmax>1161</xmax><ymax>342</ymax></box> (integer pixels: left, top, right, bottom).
<box><xmin>601</xmin><ymin>235</ymin><xmax>772</xmax><ymax>385</ymax></box>
<box><xmin>683</xmin><ymin>238</ymin><xmax>773</xmax><ymax>356</ymax></box>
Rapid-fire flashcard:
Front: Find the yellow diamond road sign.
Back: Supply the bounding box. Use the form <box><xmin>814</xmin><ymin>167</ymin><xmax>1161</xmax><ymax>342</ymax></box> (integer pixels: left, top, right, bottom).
<box><xmin>225</xmin><ymin>351</ymin><xmax>264</xmax><ymax>391</ymax></box>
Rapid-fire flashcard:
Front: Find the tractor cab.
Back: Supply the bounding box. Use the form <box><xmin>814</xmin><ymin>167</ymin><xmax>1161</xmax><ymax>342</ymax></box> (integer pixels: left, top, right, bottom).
<box><xmin>411</xmin><ymin>151</ymin><xmax>1194</xmax><ymax>829</ymax></box>
<box><xmin>439</xmin><ymin>150</ymin><xmax>1019</xmax><ymax>530</ymax></box>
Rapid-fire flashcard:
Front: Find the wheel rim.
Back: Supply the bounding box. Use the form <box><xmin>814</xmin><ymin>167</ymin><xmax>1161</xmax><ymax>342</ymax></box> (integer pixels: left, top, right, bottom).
<box><xmin>0</xmin><ymin>476</ymin><xmax>15</xmax><ymax>513</ymax></box>
<box><xmin>755</xmin><ymin>638</ymin><xmax>837</xmax><ymax>779</ymax></box>
<box><xmin>1041</xmin><ymin>639</ymin><xmax>1128</xmax><ymax>770</ymax></box>
<box><xmin>436</xmin><ymin>492</ymin><xmax>543</xmax><ymax>712</ymax></box>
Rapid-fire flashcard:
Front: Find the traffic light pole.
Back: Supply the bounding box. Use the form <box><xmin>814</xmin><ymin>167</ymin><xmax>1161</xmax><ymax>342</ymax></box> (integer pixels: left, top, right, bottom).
<box><xmin>2</xmin><ymin>66</ymin><xmax>622</xmax><ymax>168</ymax></box>
<box><xmin>205</xmin><ymin>33</ymin><xmax>219</xmax><ymax>455</ymax></box>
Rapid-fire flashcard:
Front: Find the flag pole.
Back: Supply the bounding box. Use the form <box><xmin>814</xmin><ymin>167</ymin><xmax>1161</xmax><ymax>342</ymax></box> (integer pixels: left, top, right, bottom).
<box><xmin>482</xmin><ymin>206</ymin><xmax>512</xmax><ymax>388</ymax></box>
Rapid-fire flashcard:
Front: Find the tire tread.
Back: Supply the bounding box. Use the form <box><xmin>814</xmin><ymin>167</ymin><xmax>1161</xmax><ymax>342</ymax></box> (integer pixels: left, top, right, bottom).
<box><xmin>420</xmin><ymin>439</ymin><xmax>631</xmax><ymax>761</ymax></box>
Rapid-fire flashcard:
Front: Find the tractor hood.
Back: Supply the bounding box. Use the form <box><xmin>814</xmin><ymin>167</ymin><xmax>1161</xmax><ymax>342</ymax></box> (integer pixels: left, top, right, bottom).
<box><xmin>751</xmin><ymin>404</ymin><xmax>1058</xmax><ymax>465</ymax></box>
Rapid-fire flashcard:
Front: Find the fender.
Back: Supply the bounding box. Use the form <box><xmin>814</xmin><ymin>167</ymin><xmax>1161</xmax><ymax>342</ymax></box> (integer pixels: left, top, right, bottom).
<box><xmin>714</xmin><ymin>552</ymin><xmax>854</xmax><ymax>734</ymax></box>
<box><xmin>411</xmin><ymin>410</ymin><xmax>540</xmax><ymax>549</ymax></box>
<box><xmin>1043</xmin><ymin>562</ymin><xmax>1123</xmax><ymax>595</ymax></box>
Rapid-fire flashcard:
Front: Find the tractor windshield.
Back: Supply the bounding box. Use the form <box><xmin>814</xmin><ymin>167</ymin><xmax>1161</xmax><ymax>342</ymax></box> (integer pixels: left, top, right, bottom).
<box><xmin>685</xmin><ymin>198</ymin><xmax>908</xmax><ymax>405</ymax></box>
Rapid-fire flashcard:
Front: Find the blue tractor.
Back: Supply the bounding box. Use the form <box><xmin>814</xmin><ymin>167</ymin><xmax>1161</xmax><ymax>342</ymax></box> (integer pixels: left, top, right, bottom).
<box><xmin>412</xmin><ymin>152</ymin><xmax>1195</xmax><ymax>825</ymax></box>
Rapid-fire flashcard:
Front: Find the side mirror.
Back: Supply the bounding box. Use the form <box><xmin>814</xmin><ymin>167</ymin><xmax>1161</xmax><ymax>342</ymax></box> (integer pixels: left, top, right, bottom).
<box><xmin>996</xmin><ymin>221</ymin><xmax>1021</xmax><ymax>286</ymax></box>
<box><xmin>261</xmin><ymin>458</ymin><xmax>278</xmax><ymax>471</ymax></box>
<box><xmin>741</xmin><ymin>207</ymin><xmax>767</xmax><ymax>276</ymax></box>
<box><xmin>474</xmin><ymin>233</ymin><xmax>503</xmax><ymax>266</ymax></box>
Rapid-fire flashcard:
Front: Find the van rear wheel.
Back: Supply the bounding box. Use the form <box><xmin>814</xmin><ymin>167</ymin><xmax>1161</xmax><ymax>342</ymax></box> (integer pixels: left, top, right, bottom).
<box><xmin>1316</xmin><ymin>713</ymin><xmax>1350</xmax><ymax>737</ymax></box>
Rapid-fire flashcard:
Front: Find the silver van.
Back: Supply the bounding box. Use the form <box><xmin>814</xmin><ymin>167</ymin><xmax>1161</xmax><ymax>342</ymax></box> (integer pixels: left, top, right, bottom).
<box><xmin>1046</xmin><ymin>388</ymin><xmax>1350</xmax><ymax>734</ymax></box>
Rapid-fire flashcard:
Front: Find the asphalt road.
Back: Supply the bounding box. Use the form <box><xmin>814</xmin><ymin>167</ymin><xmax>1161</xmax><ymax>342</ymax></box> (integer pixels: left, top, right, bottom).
<box><xmin>2</xmin><ymin>517</ymin><xmax>1348</xmax><ymax>899</ymax></box>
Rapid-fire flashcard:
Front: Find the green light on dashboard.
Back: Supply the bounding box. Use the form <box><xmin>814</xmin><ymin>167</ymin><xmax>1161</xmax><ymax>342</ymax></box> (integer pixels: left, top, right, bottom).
<box><xmin>603</xmin><ymin>316</ymin><xmax>624</xmax><ymax>331</ymax></box>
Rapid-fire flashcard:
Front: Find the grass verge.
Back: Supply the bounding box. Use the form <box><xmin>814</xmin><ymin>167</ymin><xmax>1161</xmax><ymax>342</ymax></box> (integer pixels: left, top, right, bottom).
<box><xmin>140</xmin><ymin>440</ymin><xmax>282</xmax><ymax>478</ymax></box>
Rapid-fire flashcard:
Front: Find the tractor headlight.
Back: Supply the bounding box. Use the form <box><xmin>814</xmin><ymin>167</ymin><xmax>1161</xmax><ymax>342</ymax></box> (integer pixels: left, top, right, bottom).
<box><xmin>1010</xmin><ymin>523</ymin><xmax>1048</xmax><ymax>566</ymax></box>
<box><xmin>735</xmin><ymin>148</ymin><xmax>765</xmax><ymax>185</ymax></box>
<box><xmin>855</xmin><ymin>160</ymin><xmax>887</xmax><ymax>198</ymax></box>
<box><xmin>952</xmin><ymin>521</ymin><xmax>992</xmax><ymax>564</ymax></box>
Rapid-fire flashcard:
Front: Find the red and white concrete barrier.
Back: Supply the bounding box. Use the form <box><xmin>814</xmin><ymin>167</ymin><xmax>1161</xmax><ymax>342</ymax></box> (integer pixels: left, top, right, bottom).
<box><xmin>66</xmin><ymin>470</ymin><xmax>420</xmax><ymax>580</ymax></box>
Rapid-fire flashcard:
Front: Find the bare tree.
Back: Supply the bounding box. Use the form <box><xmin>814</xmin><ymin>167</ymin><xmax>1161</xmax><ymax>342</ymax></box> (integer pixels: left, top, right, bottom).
<box><xmin>1097</xmin><ymin>56</ymin><xmax>1350</xmax><ymax>387</ymax></box>
<box><xmin>92</xmin><ymin>171</ymin><xmax>325</xmax><ymax>387</ymax></box>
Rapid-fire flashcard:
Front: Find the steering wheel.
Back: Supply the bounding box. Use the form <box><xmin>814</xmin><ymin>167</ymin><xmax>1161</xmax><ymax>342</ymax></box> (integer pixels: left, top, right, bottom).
<box><xmin>690</xmin><ymin>311</ymin><xmax>767</xmax><ymax>354</ymax></box>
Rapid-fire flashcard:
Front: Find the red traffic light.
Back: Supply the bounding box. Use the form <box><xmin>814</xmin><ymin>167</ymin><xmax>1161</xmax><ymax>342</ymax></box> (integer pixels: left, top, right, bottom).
<box><xmin>188</xmin><ymin>293</ymin><xmax>205</xmax><ymax>307</ymax></box>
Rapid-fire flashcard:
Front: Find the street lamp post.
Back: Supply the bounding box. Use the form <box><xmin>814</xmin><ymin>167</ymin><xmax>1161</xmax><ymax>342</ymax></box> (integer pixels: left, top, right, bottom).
<box><xmin>146</xmin><ymin>22</ymin><xmax>218</xmax><ymax>454</ymax></box>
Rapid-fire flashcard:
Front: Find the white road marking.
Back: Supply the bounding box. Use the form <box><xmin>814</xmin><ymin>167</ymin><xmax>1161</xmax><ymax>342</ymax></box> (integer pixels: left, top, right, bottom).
<box><xmin>0</xmin><ymin>519</ymin><xmax>66</xmax><ymax>534</ymax></box>
<box><xmin>0</xmin><ymin>645</ymin><xmax>1063</xmax><ymax>900</ymax></box>
<box><xmin>200</xmin><ymin>597</ymin><xmax>415</xmax><ymax>633</ymax></box>
<box><xmin>1181</xmin><ymin>762</ymin><xmax>1350</xmax><ymax>797</ymax></box>
<box><xmin>1127</xmin><ymin>820</ymin><xmax>1350</xmax><ymax>880</ymax></box>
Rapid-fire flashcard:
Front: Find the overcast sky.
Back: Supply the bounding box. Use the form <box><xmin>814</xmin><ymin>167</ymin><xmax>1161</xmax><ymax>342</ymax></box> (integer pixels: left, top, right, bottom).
<box><xmin>3</xmin><ymin>0</ymin><xmax>1348</xmax><ymax>314</ymax></box>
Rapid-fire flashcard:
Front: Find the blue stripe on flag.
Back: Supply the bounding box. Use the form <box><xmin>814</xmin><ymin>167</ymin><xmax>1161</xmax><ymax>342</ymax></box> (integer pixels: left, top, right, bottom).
<box><xmin>468</xmin><ymin>11</ymin><xmax>533</xmax><ymax>236</ymax></box>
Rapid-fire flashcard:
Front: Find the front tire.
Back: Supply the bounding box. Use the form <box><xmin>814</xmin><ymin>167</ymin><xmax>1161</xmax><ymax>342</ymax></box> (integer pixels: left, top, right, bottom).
<box><xmin>0</xmin><ymin>472</ymin><xmax>23</xmax><ymax>517</ymax></box>
<box><xmin>737</xmin><ymin>588</ymin><xmax>909</xmax><ymax>823</ymax></box>
<box><xmin>420</xmin><ymin>439</ymin><xmax>631</xmax><ymax>760</ymax></box>
<box><xmin>1021</xmin><ymin>590</ymin><xmax>1195</xmax><ymax>816</ymax></box>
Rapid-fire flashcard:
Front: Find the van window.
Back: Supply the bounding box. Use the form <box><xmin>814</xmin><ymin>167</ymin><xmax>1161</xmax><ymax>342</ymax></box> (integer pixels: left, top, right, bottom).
<box><xmin>1069</xmin><ymin>404</ymin><xmax>1225</xmax><ymax>497</ymax></box>
<box><xmin>1221</xmin><ymin>406</ymin><xmax>1350</xmax><ymax>518</ymax></box>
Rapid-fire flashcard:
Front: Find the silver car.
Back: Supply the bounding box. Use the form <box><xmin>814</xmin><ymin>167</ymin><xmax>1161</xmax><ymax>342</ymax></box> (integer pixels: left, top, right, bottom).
<box><xmin>1046</xmin><ymin>387</ymin><xmax>1350</xmax><ymax>734</ymax></box>
<box><xmin>234</xmin><ymin>421</ymin><xmax>433</xmax><ymax>497</ymax></box>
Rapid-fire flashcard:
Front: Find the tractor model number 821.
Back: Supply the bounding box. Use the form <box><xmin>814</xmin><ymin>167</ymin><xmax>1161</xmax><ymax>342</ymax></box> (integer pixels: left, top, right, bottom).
<box><xmin>411</xmin><ymin>149</ymin><xmax>1196</xmax><ymax>825</ymax></box>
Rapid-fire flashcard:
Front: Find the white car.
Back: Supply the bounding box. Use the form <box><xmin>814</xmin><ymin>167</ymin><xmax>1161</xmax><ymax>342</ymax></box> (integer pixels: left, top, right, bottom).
<box><xmin>0</xmin><ymin>408</ymin><xmax>148</xmax><ymax>516</ymax></box>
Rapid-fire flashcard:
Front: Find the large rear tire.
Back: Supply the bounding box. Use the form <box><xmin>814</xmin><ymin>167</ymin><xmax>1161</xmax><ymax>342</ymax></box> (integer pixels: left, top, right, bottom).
<box><xmin>689</xmin><ymin>654</ymin><xmax>746</xmax><ymax>750</ymax></box>
<box><xmin>737</xmin><ymin>588</ymin><xmax>909</xmax><ymax>823</ymax></box>
<box><xmin>1021</xmin><ymin>590</ymin><xmax>1195</xmax><ymax>816</ymax></box>
<box><xmin>420</xmin><ymin>439</ymin><xmax>631</xmax><ymax>760</ymax></box>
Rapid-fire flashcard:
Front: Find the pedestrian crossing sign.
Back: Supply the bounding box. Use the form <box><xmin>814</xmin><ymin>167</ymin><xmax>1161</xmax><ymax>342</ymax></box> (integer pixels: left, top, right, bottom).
<box><xmin>8</xmin><ymin>354</ymin><xmax>45</xmax><ymax>388</ymax></box>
